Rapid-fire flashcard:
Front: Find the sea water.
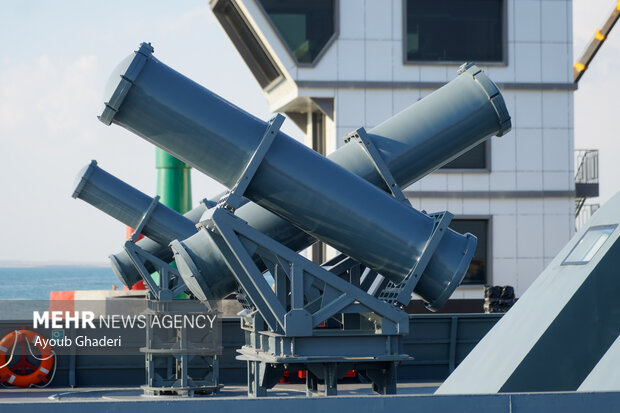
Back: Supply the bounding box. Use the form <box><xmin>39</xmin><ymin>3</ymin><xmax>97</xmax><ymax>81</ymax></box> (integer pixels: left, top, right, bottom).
<box><xmin>0</xmin><ymin>266</ymin><xmax>121</xmax><ymax>300</ymax></box>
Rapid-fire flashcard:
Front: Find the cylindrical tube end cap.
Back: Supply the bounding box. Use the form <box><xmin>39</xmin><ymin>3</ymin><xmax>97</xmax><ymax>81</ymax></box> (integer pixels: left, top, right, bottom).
<box><xmin>457</xmin><ymin>62</ymin><xmax>512</xmax><ymax>138</ymax></box>
<box><xmin>72</xmin><ymin>160</ymin><xmax>98</xmax><ymax>199</ymax></box>
<box><xmin>415</xmin><ymin>232</ymin><xmax>478</xmax><ymax>312</ymax></box>
<box><xmin>99</xmin><ymin>42</ymin><xmax>154</xmax><ymax>126</ymax></box>
<box><xmin>170</xmin><ymin>239</ymin><xmax>211</xmax><ymax>302</ymax></box>
<box><xmin>109</xmin><ymin>253</ymin><xmax>142</xmax><ymax>287</ymax></box>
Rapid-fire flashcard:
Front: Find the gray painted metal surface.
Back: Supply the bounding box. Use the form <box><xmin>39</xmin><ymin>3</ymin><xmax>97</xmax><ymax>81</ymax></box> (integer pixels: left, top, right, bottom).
<box><xmin>186</xmin><ymin>209</ymin><xmax>409</xmax><ymax>334</ymax></box>
<box><xmin>141</xmin><ymin>300</ymin><xmax>221</xmax><ymax>396</ymax></box>
<box><xmin>109</xmin><ymin>197</ymin><xmax>214</xmax><ymax>287</ymax></box>
<box><xmin>180</xmin><ymin>207</ymin><xmax>412</xmax><ymax>396</ymax></box>
<box><xmin>105</xmin><ymin>41</ymin><xmax>474</xmax><ymax>294</ymax></box>
<box><xmin>72</xmin><ymin>160</ymin><xmax>219</xmax><ymax>286</ymax></box>
<box><xmin>4</xmin><ymin>387</ymin><xmax>620</xmax><ymax>413</ymax></box>
<box><xmin>0</xmin><ymin>314</ymin><xmax>500</xmax><ymax>388</ymax></box>
<box><xmin>579</xmin><ymin>332</ymin><xmax>620</xmax><ymax>392</ymax></box>
<box><xmin>437</xmin><ymin>191</ymin><xmax>620</xmax><ymax>394</ymax></box>
<box><xmin>100</xmin><ymin>43</ymin><xmax>509</xmax><ymax>309</ymax></box>
<box><xmin>121</xmin><ymin>241</ymin><xmax>188</xmax><ymax>301</ymax></box>
<box><xmin>72</xmin><ymin>160</ymin><xmax>198</xmax><ymax>246</ymax></box>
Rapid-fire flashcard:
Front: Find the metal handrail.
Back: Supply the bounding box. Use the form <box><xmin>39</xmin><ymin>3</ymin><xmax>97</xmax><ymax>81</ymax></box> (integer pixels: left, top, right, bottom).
<box><xmin>575</xmin><ymin>149</ymin><xmax>599</xmax><ymax>184</ymax></box>
<box><xmin>576</xmin><ymin>203</ymin><xmax>600</xmax><ymax>231</ymax></box>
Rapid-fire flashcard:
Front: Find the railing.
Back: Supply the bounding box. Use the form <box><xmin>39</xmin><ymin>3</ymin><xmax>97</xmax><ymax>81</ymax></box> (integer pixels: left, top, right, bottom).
<box><xmin>574</xmin><ymin>149</ymin><xmax>599</xmax><ymax>220</ymax></box>
<box><xmin>576</xmin><ymin>203</ymin><xmax>600</xmax><ymax>231</ymax></box>
<box><xmin>0</xmin><ymin>314</ymin><xmax>503</xmax><ymax>387</ymax></box>
<box><xmin>575</xmin><ymin>149</ymin><xmax>599</xmax><ymax>185</ymax></box>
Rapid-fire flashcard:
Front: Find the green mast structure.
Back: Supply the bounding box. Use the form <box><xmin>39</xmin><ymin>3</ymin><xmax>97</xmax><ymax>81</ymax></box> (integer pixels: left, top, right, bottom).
<box><xmin>153</xmin><ymin>148</ymin><xmax>191</xmax><ymax>296</ymax></box>
<box><xmin>156</xmin><ymin>148</ymin><xmax>192</xmax><ymax>214</ymax></box>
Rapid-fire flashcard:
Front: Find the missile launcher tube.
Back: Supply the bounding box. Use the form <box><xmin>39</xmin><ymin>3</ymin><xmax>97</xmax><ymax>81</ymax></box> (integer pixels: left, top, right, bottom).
<box><xmin>72</xmin><ymin>160</ymin><xmax>213</xmax><ymax>286</ymax></box>
<box><xmin>95</xmin><ymin>43</ymin><xmax>510</xmax><ymax>309</ymax></box>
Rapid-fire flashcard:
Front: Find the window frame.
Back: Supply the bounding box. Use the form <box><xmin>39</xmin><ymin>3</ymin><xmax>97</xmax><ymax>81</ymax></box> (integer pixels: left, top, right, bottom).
<box><xmin>212</xmin><ymin>0</ymin><xmax>285</xmax><ymax>90</ymax></box>
<box><xmin>451</xmin><ymin>215</ymin><xmax>492</xmax><ymax>286</ymax></box>
<box><xmin>255</xmin><ymin>0</ymin><xmax>340</xmax><ymax>67</ymax></box>
<box><xmin>562</xmin><ymin>225</ymin><xmax>618</xmax><ymax>266</ymax></box>
<box><xmin>402</xmin><ymin>0</ymin><xmax>508</xmax><ymax>66</ymax></box>
<box><xmin>439</xmin><ymin>140</ymin><xmax>491</xmax><ymax>172</ymax></box>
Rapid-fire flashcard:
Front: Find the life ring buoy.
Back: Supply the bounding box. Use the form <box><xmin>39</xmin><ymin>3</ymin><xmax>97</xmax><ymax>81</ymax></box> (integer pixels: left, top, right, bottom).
<box><xmin>0</xmin><ymin>330</ymin><xmax>55</xmax><ymax>387</ymax></box>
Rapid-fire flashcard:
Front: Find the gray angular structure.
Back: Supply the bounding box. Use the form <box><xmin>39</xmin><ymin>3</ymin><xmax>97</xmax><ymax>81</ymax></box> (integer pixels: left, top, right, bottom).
<box><xmin>76</xmin><ymin>42</ymin><xmax>510</xmax><ymax>396</ymax></box>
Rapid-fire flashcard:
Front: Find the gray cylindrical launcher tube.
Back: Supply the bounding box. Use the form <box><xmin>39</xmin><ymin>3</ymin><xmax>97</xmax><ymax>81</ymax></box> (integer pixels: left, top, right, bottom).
<box><xmin>72</xmin><ymin>160</ymin><xmax>312</xmax><ymax>288</ymax></box>
<box><xmin>72</xmin><ymin>160</ymin><xmax>212</xmax><ymax>286</ymax></box>
<box><xmin>72</xmin><ymin>160</ymin><xmax>200</xmax><ymax>245</ymax></box>
<box><xmin>98</xmin><ymin>43</ymin><xmax>511</xmax><ymax>309</ymax></box>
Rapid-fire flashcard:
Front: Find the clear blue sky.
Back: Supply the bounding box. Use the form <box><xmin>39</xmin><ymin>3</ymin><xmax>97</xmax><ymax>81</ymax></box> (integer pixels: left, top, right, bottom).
<box><xmin>0</xmin><ymin>0</ymin><xmax>617</xmax><ymax>263</ymax></box>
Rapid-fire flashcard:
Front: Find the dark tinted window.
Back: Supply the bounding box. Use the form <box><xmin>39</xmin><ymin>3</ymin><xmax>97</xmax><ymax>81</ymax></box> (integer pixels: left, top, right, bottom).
<box><xmin>406</xmin><ymin>0</ymin><xmax>503</xmax><ymax>63</ymax></box>
<box><xmin>449</xmin><ymin>219</ymin><xmax>488</xmax><ymax>284</ymax></box>
<box><xmin>213</xmin><ymin>0</ymin><xmax>283</xmax><ymax>88</ymax></box>
<box><xmin>442</xmin><ymin>142</ymin><xmax>487</xmax><ymax>169</ymax></box>
<box><xmin>259</xmin><ymin>0</ymin><xmax>335</xmax><ymax>64</ymax></box>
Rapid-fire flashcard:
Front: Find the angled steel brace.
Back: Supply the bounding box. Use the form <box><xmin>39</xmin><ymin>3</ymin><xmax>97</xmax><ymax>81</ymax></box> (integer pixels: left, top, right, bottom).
<box><xmin>378</xmin><ymin>211</ymin><xmax>453</xmax><ymax>308</ymax></box>
<box><xmin>325</xmin><ymin>255</ymin><xmax>361</xmax><ymax>278</ymax></box>
<box><xmin>129</xmin><ymin>195</ymin><xmax>160</xmax><ymax>242</ymax></box>
<box><xmin>204</xmin><ymin>208</ymin><xmax>409</xmax><ymax>336</ymax></box>
<box><xmin>360</xmin><ymin>269</ymin><xmax>380</xmax><ymax>293</ymax></box>
<box><xmin>322</xmin><ymin>253</ymin><xmax>349</xmax><ymax>267</ymax></box>
<box><xmin>322</xmin><ymin>255</ymin><xmax>380</xmax><ymax>300</ymax></box>
<box><xmin>344</xmin><ymin>127</ymin><xmax>409</xmax><ymax>205</ymax></box>
<box><xmin>219</xmin><ymin>114</ymin><xmax>285</xmax><ymax>211</ymax></box>
<box><xmin>206</xmin><ymin>227</ymin><xmax>285</xmax><ymax>333</ymax></box>
<box><xmin>123</xmin><ymin>240</ymin><xmax>189</xmax><ymax>302</ymax></box>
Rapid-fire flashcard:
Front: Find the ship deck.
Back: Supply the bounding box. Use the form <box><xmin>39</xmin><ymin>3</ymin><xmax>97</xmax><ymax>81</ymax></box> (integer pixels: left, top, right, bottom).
<box><xmin>2</xmin><ymin>382</ymin><xmax>620</xmax><ymax>413</ymax></box>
